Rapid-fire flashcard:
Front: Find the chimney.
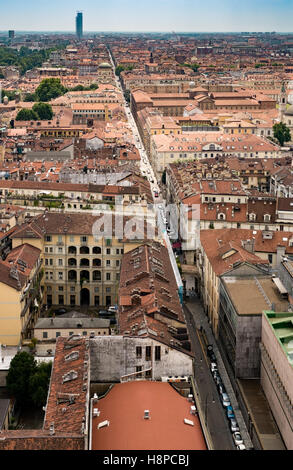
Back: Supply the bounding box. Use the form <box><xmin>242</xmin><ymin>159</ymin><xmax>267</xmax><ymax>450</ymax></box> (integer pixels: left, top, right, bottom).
<box><xmin>242</xmin><ymin>238</ymin><xmax>255</xmax><ymax>254</ymax></box>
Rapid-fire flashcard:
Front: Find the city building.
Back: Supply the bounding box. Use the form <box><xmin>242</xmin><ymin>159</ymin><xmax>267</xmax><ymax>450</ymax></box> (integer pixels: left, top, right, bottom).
<box><xmin>76</xmin><ymin>12</ymin><xmax>83</xmax><ymax>40</ymax></box>
<box><xmin>260</xmin><ymin>311</ymin><xmax>293</xmax><ymax>449</ymax></box>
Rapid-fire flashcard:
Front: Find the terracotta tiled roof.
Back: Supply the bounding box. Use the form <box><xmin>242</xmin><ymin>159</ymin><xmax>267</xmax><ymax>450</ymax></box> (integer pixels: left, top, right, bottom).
<box><xmin>91</xmin><ymin>381</ymin><xmax>207</xmax><ymax>450</ymax></box>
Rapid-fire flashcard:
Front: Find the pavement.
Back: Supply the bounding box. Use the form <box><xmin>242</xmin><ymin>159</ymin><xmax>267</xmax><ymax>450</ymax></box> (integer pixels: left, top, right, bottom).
<box><xmin>184</xmin><ymin>296</ymin><xmax>254</xmax><ymax>450</ymax></box>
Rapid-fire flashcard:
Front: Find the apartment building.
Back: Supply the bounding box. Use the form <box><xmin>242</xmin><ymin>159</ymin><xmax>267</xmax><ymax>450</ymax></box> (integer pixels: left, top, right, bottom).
<box><xmin>219</xmin><ymin>273</ymin><xmax>289</xmax><ymax>378</ymax></box>
<box><xmin>10</xmin><ymin>212</ymin><xmax>157</xmax><ymax>311</ymax></box>
<box><xmin>0</xmin><ymin>243</ymin><xmax>43</xmax><ymax>346</ymax></box>
<box><xmin>260</xmin><ymin>311</ymin><xmax>293</xmax><ymax>449</ymax></box>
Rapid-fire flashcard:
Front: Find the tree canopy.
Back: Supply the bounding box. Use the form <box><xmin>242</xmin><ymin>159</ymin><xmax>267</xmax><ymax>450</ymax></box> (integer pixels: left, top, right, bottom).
<box><xmin>34</xmin><ymin>78</ymin><xmax>68</xmax><ymax>102</ymax></box>
<box><xmin>273</xmin><ymin>122</ymin><xmax>291</xmax><ymax>146</ymax></box>
<box><xmin>0</xmin><ymin>46</ymin><xmax>66</xmax><ymax>76</ymax></box>
<box><xmin>15</xmin><ymin>108</ymin><xmax>39</xmax><ymax>121</ymax></box>
<box><xmin>6</xmin><ymin>352</ymin><xmax>37</xmax><ymax>405</ymax></box>
<box><xmin>32</xmin><ymin>102</ymin><xmax>53</xmax><ymax>120</ymax></box>
<box><xmin>6</xmin><ymin>351</ymin><xmax>52</xmax><ymax>408</ymax></box>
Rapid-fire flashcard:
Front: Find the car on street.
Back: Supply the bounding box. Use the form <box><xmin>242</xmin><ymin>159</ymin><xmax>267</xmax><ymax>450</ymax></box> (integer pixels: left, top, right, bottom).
<box><xmin>214</xmin><ymin>374</ymin><xmax>222</xmax><ymax>386</ymax></box>
<box><xmin>98</xmin><ymin>309</ymin><xmax>110</xmax><ymax>316</ymax></box>
<box><xmin>226</xmin><ymin>406</ymin><xmax>235</xmax><ymax>419</ymax></box>
<box><xmin>209</xmin><ymin>352</ymin><xmax>217</xmax><ymax>362</ymax></box>
<box><xmin>221</xmin><ymin>393</ymin><xmax>231</xmax><ymax>407</ymax></box>
<box><xmin>230</xmin><ymin>419</ymin><xmax>239</xmax><ymax>432</ymax></box>
<box><xmin>232</xmin><ymin>432</ymin><xmax>244</xmax><ymax>446</ymax></box>
<box><xmin>210</xmin><ymin>362</ymin><xmax>218</xmax><ymax>373</ymax></box>
<box><xmin>108</xmin><ymin>306</ymin><xmax>118</xmax><ymax>313</ymax></box>
<box><xmin>236</xmin><ymin>444</ymin><xmax>246</xmax><ymax>450</ymax></box>
<box><xmin>54</xmin><ymin>308</ymin><xmax>67</xmax><ymax>315</ymax></box>
<box><xmin>218</xmin><ymin>383</ymin><xmax>226</xmax><ymax>395</ymax></box>
<box><xmin>154</xmin><ymin>191</ymin><xmax>159</xmax><ymax>197</ymax></box>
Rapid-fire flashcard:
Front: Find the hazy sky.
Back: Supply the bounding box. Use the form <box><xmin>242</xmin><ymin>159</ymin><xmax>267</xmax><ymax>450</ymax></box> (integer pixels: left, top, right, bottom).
<box><xmin>1</xmin><ymin>0</ymin><xmax>293</xmax><ymax>32</ymax></box>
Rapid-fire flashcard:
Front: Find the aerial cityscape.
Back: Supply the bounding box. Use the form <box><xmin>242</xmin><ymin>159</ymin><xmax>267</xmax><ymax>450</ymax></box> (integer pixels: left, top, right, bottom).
<box><xmin>0</xmin><ymin>1</ymin><xmax>292</xmax><ymax>456</ymax></box>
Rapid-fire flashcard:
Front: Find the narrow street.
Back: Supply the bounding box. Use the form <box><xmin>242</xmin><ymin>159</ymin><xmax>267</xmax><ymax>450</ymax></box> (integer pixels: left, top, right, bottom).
<box><xmin>184</xmin><ymin>296</ymin><xmax>254</xmax><ymax>450</ymax></box>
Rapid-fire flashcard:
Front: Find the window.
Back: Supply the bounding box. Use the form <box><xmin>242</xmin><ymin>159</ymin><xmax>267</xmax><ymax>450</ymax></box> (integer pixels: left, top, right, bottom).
<box><xmin>268</xmin><ymin>254</ymin><xmax>273</xmax><ymax>263</ymax></box>
<box><xmin>106</xmin><ymin>287</ymin><xmax>111</xmax><ymax>293</ymax></box>
<box><xmin>58</xmin><ymin>272</ymin><xmax>63</xmax><ymax>280</ymax></box>
<box><xmin>116</xmin><ymin>260</ymin><xmax>120</xmax><ymax>267</ymax></box>
<box><xmin>80</xmin><ymin>236</ymin><xmax>87</xmax><ymax>243</ymax></box>
<box><xmin>56</xmin><ymin>332</ymin><xmax>61</xmax><ymax>338</ymax></box>
<box><xmin>43</xmin><ymin>332</ymin><xmax>48</xmax><ymax>339</ymax></box>
<box><xmin>146</xmin><ymin>346</ymin><xmax>152</xmax><ymax>361</ymax></box>
<box><xmin>106</xmin><ymin>273</ymin><xmax>111</xmax><ymax>281</ymax></box>
<box><xmin>83</xmin><ymin>331</ymin><xmax>87</xmax><ymax>336</ymax></box>
<box><xmin>136</xmin><ymin>366</ymin><xmax>142</xmax><ymax>378</ymax></box>
<box><xmin>106</xmin><ymin>259</ymin><xmax>111</xmax><ymax>266</ymax></box>
<box><xmin>155</xmin><ymin>346</ymin><xmax>161</xmax><ymax>361</ymax></box>
<box><xmin>58</xmin><ymin>286</ymin><xmax>64</xmax><ymax>291</ymax></box>
<box><xmin>45</xmin><ymin>236</ymin><xmax>52</xmax><ymax>242</ymax></box>
<box><xmin>106</xmin><ymin>248</ymin><xmax>111</xmax><ymax>255</ymax></box>
<box><xmin>58</xmin><ymin>295</ymin><xmax>64</xmax><ymax>305</ymax></box>
<box><xmin>58</xmin><ymin>259</ymin><xmax>63</xmax><ymax>266</ymax></box>
<box><xmin>136</xmin><ymin>346</ymin><xmax>142</xmax><ymax>358</ymax></box>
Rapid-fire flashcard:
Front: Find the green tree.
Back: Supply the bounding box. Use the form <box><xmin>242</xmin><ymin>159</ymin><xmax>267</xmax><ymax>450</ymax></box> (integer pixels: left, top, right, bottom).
<box><xmin>35</xmin><ymin>78</ymin><xmax>67</xmax><ymax>102</ymax></box>
<box><xmin>29</xmin><ymin>362</ymin><xmax>52</xmax><ymax>408</ymax></box>
<box><xmin>115</xmin><ymin>65</ymin><xmax>125</xmax><ymax>76</ymax></box>
<box><xmin>32</xmin><ymin>102</ymin><xmax>53</xmax><ymax>120</ymax></box>
<box><xmin>15</xmin><ymin>108</ymin><xmax>38</xmax><ymax>121</ymax></box>
<box><xmin>273</xmin><ymin>122</ymin><xmax>291</xmax><ymax>146</ymax></box>
<box><xmin>23</xmin><ymin>92</ymin><xmax>36</xmax><ymax>102</ymax></box>
<box><xmin>6</xmin><ymin>352</ymin><xmax>37</xmax><ymax>405</ymax></box>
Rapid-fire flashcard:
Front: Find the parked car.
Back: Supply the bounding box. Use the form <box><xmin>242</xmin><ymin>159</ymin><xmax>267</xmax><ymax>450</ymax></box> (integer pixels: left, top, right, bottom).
<box><xmin>221</xmin><ymin>393</ymin><xmax>231</xmax><ymax>407</ymax></box>
<box><xmin>230</xmin><ymin>419</ymin><xmax>239</xmax><ymax>433</ymax></box>
<box><xmin>214</xmin><ymin>375</ymin><xmax>222</xmax><ymax>387</ymax></box>
<box><xmin>226</xmin><ymin>406</ymin><xmax>235</xmax><ymax>419</ymax></box>
<box><xmin>209</xmin><ymin>352</ymin><xmax>217</xmax><ymax>362</ymax></box>
<box><xmin>210</xmin><ymin>362</ymin><xmax>218</xmax><ymax>373</ymax></box>
<box><xmin>233</xmin><ymin>432</ymin><xmax>244</xmax><ymax>446</ymax></box>
<box><xmin>218</xmin><ymin>383</ymin><xmax>226</xmax><ymax>395</ymax></box>
<box><xmin>98</xmin><ymin>309</ymin><xmax>110</xmax><ymax>316</ymax></box>
<box><xmin>54</xmin><ymin>308</ymin><xmax>67</xmax><ymax>315</ymax></box>
<box><xmin>108</xmin><ymin>306</ymin><xmax>118</xmax><ymax>313</ymax></box>
<box><xmin>236</xmin><ymin>444</ymin><xmax>246</xmax><ymax>450</ymax></box>
<box><xmin>110</xmin><ymin>318</ymin><xmax>117</xmax><ymax>325</ymax></box>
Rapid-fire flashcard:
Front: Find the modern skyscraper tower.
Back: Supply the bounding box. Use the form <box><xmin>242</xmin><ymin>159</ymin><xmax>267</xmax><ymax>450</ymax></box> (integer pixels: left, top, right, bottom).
<box><xmin>76</xmin><ymin>11</ymin><xmax>83</xmax><ymax>40</ymax></box>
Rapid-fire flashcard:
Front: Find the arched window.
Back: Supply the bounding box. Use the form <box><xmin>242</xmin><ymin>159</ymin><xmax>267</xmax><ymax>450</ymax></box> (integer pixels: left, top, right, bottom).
<box><xmin>93</xmin><ymin>270</ymin><xmax>101</xmax><ymax>281</ymax></box>
<box><xmin>80</xmin><ymin>270</ymin><xmax>90</xmax><ymax>282</ymax></box>
<box><xmin>93</xmin><ymin>259</ymin><xmax>101</xmax><ymax>267</ymax></box>
<box><xmin>68</xmin><ymin>246</ymin><xmax>77</xmax><ymax>255</ymax></box>
<box><xmin>80</xmin><ymin>246</ymin><xmax>90</xmax><ymax>255</ymax></box>
<box><xmin>68</xmin><ymin>258</ymin><xmax>77</xmax><ymax>267</ymax></box>
<box><xmin>80</xmin><ymin>258</ymin><xmax>90</xmax><ymax>267</ymax></box>
<box><xmin>93</xmin><ymin>247</ymin><xmax>102</xmax><ymax>254</ymax></box>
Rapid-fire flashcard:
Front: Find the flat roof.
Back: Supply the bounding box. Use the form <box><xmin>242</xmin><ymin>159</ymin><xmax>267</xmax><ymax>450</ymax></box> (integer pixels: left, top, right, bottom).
<box><xmin>222</xmin><ymin>276</ymin><xmax>289</xmax><ymax>315</ymax></box>
<box><xmin>264</xmin><ymin>311</ymin><xmax>293</xmax><ymax>366</ymax></box>
<box><xmin>91</xmin><ymin>381</ymin><xmax>206</xmax><ymax>450</ymax></box>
